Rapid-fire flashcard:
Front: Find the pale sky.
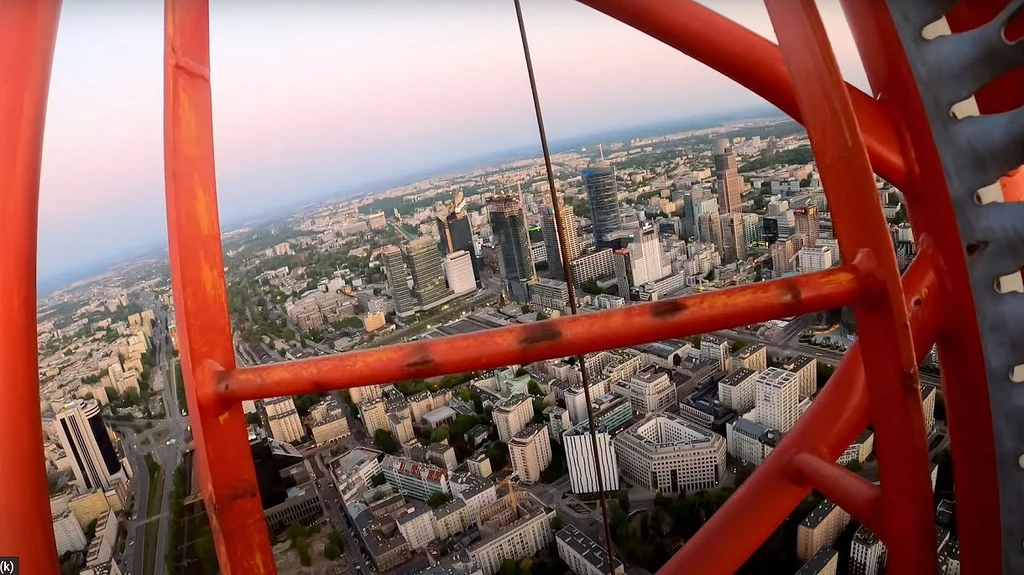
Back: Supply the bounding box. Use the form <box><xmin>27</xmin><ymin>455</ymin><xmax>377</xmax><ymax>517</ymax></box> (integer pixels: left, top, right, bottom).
<box><xmin>37</xmin><ymin>0</ymin><xmax>867</xmax><ymax>282</ymax></box>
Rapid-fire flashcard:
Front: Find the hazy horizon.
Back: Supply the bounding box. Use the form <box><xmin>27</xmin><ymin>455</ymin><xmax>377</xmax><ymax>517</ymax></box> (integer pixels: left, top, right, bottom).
<box><xmin>37</xmin><ymin>0</ymin><xmax>868</xmax><ymax>285</ymax></box>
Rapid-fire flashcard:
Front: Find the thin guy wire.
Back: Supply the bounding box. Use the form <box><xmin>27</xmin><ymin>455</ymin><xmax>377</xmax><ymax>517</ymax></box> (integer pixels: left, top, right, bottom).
<box><xmin>512</xmin><ymin>2</ymin><xmax>617</xmax><ymax>574</ymax></box>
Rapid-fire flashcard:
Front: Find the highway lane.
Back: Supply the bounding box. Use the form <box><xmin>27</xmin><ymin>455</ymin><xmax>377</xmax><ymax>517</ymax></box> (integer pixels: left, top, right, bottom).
<box><xmin>120</xmin><ymin>433</ymin><xmax>150</xmax><ymax>575</ymax></box>
<box><xmin>130</xmin><ymin>292</ymin><xmax>192</xmax><ymax>575</ymax></box>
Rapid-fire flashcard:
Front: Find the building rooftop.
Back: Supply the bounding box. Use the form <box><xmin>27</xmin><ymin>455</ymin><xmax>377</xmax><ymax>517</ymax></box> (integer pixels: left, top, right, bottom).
<box><xmin>565</xmin><ymin>420</ymin><xmax>609</xmax><ymax>437</ymax></box>
<box><xmin>632</xmin><ymin>341</ymin><xmax>686</xmax><ymax>360</ymax></box>
<box><xmin>423</xmin><ymin>406</ymin><xmax>458</xmax><ymax>425</ymax></box>
<box><xmin>719</xmin><ymin>368</ymin><xmax>758</xmax><ymax>387</ymax></box>
<box><xmin>731</xmin><ymin>418</ymin><xmax>779</xmax><ymax>446</ymax></box>
<box><xmin>352</xmin><ymin>504</ymin><xmax>410</xmax><ymax>559</ymax></box>
<box><xmin>494</xmin><ymin>394</ymin><xmax>531</xmax><ymax>413</ymax></box>
<box><xmin>330</xmin><ymin>447</ymin><xmax>382</xmax><ymax>475</ymax></box>
<box><xmin>701</xmin><ymin>334</ymin><xmax>726</xmax><ymax>346</ymax></box>
<box><xmin>795</xmin><ymin>547</ymin><xmax>838</xmax><ymax>574</ymax></box>
<box><xmin>468</xmin><ymin>491</ymin><xmax>551</xmax><ymax>550</ymax></box>
<box><xmin>395</xmin><ymin>502</ymin><xmax>434</xmax><ymax>526</ymax></box>
<box><xmin>466</xmin><ymin>424</ymin><xmax>490</xmax><ymax>439</ymax></box>
<box><xmin>757</xmin><ymin>367</ymin><xmax>799</xmax><ymax>389</ymax></box>
<box><xmin>854</xmin><ymin>429</ymin><xmax>874</xmax><ymax>444</ymax></box>
<box><xmin>922</xmin><ymin>383</ymin><xmax>937</xmax><ymax>401</ymax></box>
<box><xmin>783</xmin><ymin>355</ymin><xmax>816</xmax><ymax>371</ymax></box>
<box><xmin>385</xmin><ymin>455</ymin><xmax>448</xmax><ymax>483</ymax></box>
<box><xmin>853</xmin><ymin>525</ymin><xmax>882</xmax><ymax>547</ymax></box>
<box><xmin>621</xmin><ymin>412</ymin><xmax>719</xmax><ymax>451</ymax></box>
<box><xmin>434</xmin><ymin>497</ymin><xmax>467</xmax><ymax>519</ymax></box>
<box><xmin>734</xmin><ymin>343</ymin><xmax>766</xmax><ymax>359</ymax></box>
<box><xmin>556</xmin><ymin>524</ymin><xmax>625</xmax><ymax>574</ymax></box>
<box><xmin>510</xmin><ymin>423</ymin><xmax>547</xmax><ymax>444</ymax></box>
<box><xmin>631</xmin><ymin>365</ymin><xmax>669</xmax><ymax>384</ymax></box>
<box><xmin>409</xmin><ymin>391</ymin><xmax>431</xmax><ymax>403</ymax></box>
<box><xmin>428</xmin><ymin>442</ymin><xmax>453</xmax><ymax>456</ymax></box>
<box><xmin>800</xmin><ymin>498</ymin><xmax>839</xmax><ymax>529</ymax></box>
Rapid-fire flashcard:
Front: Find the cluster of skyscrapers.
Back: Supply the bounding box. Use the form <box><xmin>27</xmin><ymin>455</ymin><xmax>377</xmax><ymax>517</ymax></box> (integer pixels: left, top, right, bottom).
<box><xmin>383</xmin><ymin>193</ymin><xmax>481</xmax><ymax>317</ymax></box>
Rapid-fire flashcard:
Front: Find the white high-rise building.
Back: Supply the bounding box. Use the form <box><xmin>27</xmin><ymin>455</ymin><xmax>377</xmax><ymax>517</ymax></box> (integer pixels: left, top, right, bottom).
<box><xmin>612</xmin><ymin>367</ymin><xmax>676</xmax><ymax>416</ymax></box>
<box><xmin>359</xmin><ymin>398</ymin><xmax>389</xmax><ymax>435</ymax></box>
<box><xmin>782</xmin><ymin>355</ymin><xmax>818</xmax><ymax>399</ymax></box>
<box><xmin>797</xmin><ymin>499</ymin><xmax>851</xmax><ymax>562</ymax></box>
<box><xmin>55</xmin><ymin>400</ymin><xmax>126</xmax><ymax>491</ymax></box>
<box><xmin>732</xmin><ymin>344</ymin><xmax>767</xmax><ymax>372</ymax></box>
<box><xmin>466</xmin><ymin>491</ymin><xmax>555</xmax><ymax>575</ymax></box>
<box><xmin>798</xmin><ymin>245</ymin><xmax>833</xmax><ymax>272</ymax></box>
<box><xmin>493</xmin><ymin>394</ymin><xmax>534</xmax><ymax>442</ymax></box>
<box><xmin>756</xmin><ymin>368</ymin><xmax>801</xmax><ymax>433</ymax></box>
<box><xmin>563</xmin><ymin>421</ymin><xmax>619</xmax><ymax>494</ymax></box>
<box><xmin>443</xmin><ymin>250</ymin><xmax>477</xmax><ymax>296</ymax></box>
<box><xmin>718</xmin><ymin>368</ymin><xmax>759</xmax><ymax>414</ymax></box>
<box><xmin>626</xmin><ymin>226</ymin><xmax>672</xmax><ymax>286</ymax></box>
<box><xmin>395</xmin><ymin>504</ymin><xmax>438</xmax><ymax>550</ymax></box>
<box><xmin>614</xmin><ymin>412</ymin><xmax>726</xmax><ymax>494</ymax></box>
<box><xmin>508</xmin><ymin>424</ymin><xmax>552</xmax><ymax>484</ymax></box>
<box><xmin>556</xmin><ymin>524</ymin><xmax>625</xmax><ymax>575</ymax></box>
<box><xmin>350</xmin><ymin>383</ymin><xmax>384</xmax><ymax>405</ymax></box>
<box><xmin>541</xmin><ymin>197</ymin><xmax>581</xmax><ymax>282</ymax></box>
<box><xmin>849</xmin><ymin>525</ymin><xmax>887</xmax><ymax>575</ymax></box>
<box><xmin>701</xmin><ymin>335</ymin><xmax>730</xmax><ymax>372</ymax></box>
<box><xmin>264</xmin><ymin>396</ymin><xmax>304</xmax><ymax>444</ymax></box>
<box><xmin>726</xmin><ymin>416</ymin><xmax>779</xmax><ymax>466</ymax></box>
<box><xmin>52</xmin><ymin>511</ymin><xmax>88</xmax><ymax>555</ymax></box>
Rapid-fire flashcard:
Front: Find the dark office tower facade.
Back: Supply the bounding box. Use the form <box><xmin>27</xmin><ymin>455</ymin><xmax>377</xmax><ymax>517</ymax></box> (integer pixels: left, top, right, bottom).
<box><xmin>488</xmin><ymin>193</ymin><xmax>536</xmax><ymax>302</ymax></box>
<box><xmin>382</xmin><ymin>244</ymin><xmax>417</xmax><ymax>317</ymax></box>
<box><xmin>722</xmin><ymin>213</ymin><xmax>748</xmax><ymax>264</ymax></box>
<box><xmin>56</xmin><ymin>399</ymin><xmax>124</xmax><ymax>491</ymax></box>
<box><xmin>407</xmin><ymin>237</ymin><xmax>451</xmax><ymax>309</ymax></box>
<box><xmin>682</xmin><ymin>188</ymin><xmax>706</xmax><ymax>239</ymax></box>
<box><xmin>698</xmin><ymin>210</ymin><xmax>725</xmax><ymax>256</ymax></box>
<box><xmin>541</xmin><ymin>197</ymin><xmax>581</xmax><ymax>281</ymax></box>
<box><xmin>713</xmin><ymin>138</ymin><xmax>744</xmax><ymax>215</ymax></box>
<box><xmin>581</xmin><ymin>164</ymin><xmax>622</xmax><ymax>249</ymax></box>
<box><xmin>436</xmin><ymin>193</ymin><xmax>481</xmax><ymax>285</ymax></box>
<box><xmin>794</xmin><ymin>205</ymin><xmax>820</xmax><ymax>247</ymax></box>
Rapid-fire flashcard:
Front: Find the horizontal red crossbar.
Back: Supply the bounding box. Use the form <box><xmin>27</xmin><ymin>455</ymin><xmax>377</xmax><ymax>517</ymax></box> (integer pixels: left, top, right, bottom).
<box><xmin>216</xmin><ymin>266</ymin><xmax>861</xmax><ymax>402</ymax></box>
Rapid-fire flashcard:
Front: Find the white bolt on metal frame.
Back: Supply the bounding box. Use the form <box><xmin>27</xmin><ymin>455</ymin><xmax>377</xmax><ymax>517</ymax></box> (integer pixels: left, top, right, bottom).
<box><xmin>995</xmin><ymin>271</ymin><xmax>1024</xmax><ymax>294</ymax></box>
<box><xmin>975</xmin><ymin>182</ymin><xmax>1006</xmax><ymax>205</ymax></box>
<box><xmin>1011</xmin><ymin>364</ymin><xmax>1024</xmax><ymax>383</ymax></box>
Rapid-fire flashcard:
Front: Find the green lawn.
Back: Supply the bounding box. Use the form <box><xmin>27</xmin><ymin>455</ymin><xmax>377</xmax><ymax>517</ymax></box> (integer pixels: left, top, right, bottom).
<box><xmin>143</xmin><ymin>460</ymin><xmax>165</xmax><ymax>575</ymax></box>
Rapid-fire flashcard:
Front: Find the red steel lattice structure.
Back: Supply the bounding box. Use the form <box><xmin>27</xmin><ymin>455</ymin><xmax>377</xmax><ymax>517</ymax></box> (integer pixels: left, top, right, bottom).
<box><xmin>1</xmin><ymin>0</ymin><xmax>1020</xmax><ymax>574</ymax></box>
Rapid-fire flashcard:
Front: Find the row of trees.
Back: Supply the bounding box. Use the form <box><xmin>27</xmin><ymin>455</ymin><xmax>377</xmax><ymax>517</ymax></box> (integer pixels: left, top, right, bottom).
<box><xmin>738</xmin><ymin>145</ymin><xmax>814</xmax><ymax>173</ymax></box>
<box><xmin>392</xmin><ymin>371</ymin><xmax>478</xmax><ymax>397</ymax></box>
<box><xmin>607</xmin><ymin>489</ymin><xmax>823</xmax><ymax>574</ymax></box>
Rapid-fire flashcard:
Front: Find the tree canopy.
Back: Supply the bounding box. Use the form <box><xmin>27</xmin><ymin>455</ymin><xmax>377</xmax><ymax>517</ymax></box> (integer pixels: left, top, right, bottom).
<box><xmin>374</xmin><ymin>429</ymin><xmax>399</xmax><ymax>454</ymax></box>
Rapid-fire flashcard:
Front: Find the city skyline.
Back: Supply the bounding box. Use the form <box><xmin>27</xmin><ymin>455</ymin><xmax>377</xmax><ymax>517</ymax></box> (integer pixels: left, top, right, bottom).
<box><xmin>36</xmin><ymin>0</ymin><xmax>868</xmax><ymax>283</ymax></box>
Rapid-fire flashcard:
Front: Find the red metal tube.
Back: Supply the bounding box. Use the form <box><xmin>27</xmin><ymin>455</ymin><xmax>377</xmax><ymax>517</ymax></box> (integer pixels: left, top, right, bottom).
<box><xmin>163</xmin><ymin>1</ymin><xmax>275</xmax><ymax>573</ymax></box>
<box><xmin>841</xmin><ymin>1</ymin><xmax>1005</xmax><ymax>572</ymax></box>
<box><xmin>657</xmin><ymin>249</ymin><xmax>941</xmax><ymax>574</ymax></box>
<box><xmin>0</xmin><ymin>1</ymin><xmax>62</xmax><ymax>573</ymax></box>
<box><xmin>766</xmin><ymin>1</ymin><xmax>936</xmax><ymax>572</ymax></box>
<box><xmin>789</xmin><ymin>453</ymin><xmax>885</xmax><ymax>540</ymax></box>
<box><xmin>216</xmin><ymin>266</ymin><xmax>861</xmax><ymax>402</ymax></box>
<box><xmin>573</xmin><ymin>0</ymin><xmax>908</xmax><ymax>191</ymax></box>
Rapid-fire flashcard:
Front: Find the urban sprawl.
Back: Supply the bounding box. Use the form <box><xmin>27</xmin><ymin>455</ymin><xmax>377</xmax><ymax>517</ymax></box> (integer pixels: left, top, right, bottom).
<box><xmin>36</xmin><ymin>117</ymin><xmax>953</xmax><ymax>575</ymax></box>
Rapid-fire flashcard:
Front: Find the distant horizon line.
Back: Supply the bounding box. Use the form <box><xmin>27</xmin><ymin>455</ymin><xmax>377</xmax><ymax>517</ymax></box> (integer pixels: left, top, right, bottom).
<box><xmin>38</xmin><ymin>105</ymin><xmax>790</xmax><ymax>294</ymax></box>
